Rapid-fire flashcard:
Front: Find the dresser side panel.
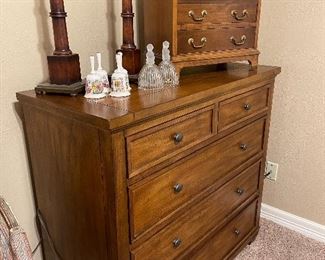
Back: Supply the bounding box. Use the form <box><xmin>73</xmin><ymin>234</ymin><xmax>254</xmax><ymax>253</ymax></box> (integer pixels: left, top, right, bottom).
<box><xmin>21</xmin><ymin>103</ymin><xmax>110</xmax><ymax>260</ymax></box>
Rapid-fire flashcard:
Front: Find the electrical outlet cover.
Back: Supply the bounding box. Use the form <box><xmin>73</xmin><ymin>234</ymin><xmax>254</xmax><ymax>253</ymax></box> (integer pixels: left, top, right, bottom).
<box><xmin>265</xmin><ymin>161</ymin><xmax>279</xmax><ymax>181</ymax></box>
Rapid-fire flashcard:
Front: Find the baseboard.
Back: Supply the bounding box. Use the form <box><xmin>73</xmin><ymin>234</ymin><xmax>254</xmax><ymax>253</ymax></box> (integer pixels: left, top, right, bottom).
<box><xmin>261</xmin><ymin>203</ymin><xmax>325</xmax><ymax>243</ymax></box>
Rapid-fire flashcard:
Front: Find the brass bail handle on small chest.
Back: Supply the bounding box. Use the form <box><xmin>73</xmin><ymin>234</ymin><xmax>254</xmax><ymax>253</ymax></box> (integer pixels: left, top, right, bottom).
<box><xmin>230</xmin><ymin>35</ymin><xmax>247</xmax><ymax>46</ymax></box>
<box><xmin>188</xmin><ymin>37</ymin><xmax>207</xmax><ymax>49</ymax></box>
<box><xmin>231</xmin><ymin>9</ymin><xmax>248</xmax><ymax>21</ymax></box>
<box><xmin>188</xmin><ymin>10</ymin><xmax>208</xmax><ymax>22</ymax></box>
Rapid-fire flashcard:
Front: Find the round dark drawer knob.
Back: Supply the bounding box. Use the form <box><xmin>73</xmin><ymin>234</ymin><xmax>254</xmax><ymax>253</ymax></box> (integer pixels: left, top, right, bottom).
<box><xmin>172</xmin><ymin>238</ymin><xmax>182</xmax><ymax>248</ymax></box>
<box><xmin>173</xmin><ymin>183</ymin><xmax>184</xmax><ymax>193</ymax></box>
<box><xmin>236</xmin><ymin>188</ymin><xmax>245</xmax><ymax>195</ymax></box>
<box><xmin>234</xmin><ymin>229</ymin><xmax>241</xmax><ymax>236</ymax></box>
<box><xmin>173</xmin><ymin>133</ymin><xmax>184</xmax><ymax>144</ymax></box>
<box><xmin>240</xmin><ymin>144</ymin><xmax>248</xmax><ymax>151</ymax></box>
<box><xmin>243</xmin><ymin>103</ymin><xmax>252</xmax><ymax>111</ymax></box>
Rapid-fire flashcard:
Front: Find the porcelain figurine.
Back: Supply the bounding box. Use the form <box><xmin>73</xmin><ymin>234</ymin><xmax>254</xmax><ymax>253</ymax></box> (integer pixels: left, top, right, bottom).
<box><xmin>96</xmin><ymin>52</ymin><xmax>110</xmax><ymax>94</ymax></box>
<box><xmin>84</xmin><ymin>56</ymin><xmax>106</xmax><ymax>99</ymax></box>
<box><xmin>110</xmin><ymin>52</ymin><xmax>131</xmax><ymax>98</ymax></box>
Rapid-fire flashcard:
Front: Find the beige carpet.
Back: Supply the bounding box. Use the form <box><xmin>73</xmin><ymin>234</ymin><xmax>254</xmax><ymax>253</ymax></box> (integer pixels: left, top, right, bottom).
<box><xmin>236</xmin><ymin>218</ymin><xmax>325</xmax><ymax>260</ymax></box>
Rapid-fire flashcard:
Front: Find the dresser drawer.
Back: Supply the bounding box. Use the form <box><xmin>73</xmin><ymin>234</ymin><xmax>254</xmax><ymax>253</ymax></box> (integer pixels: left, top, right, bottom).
<box><xmin>178</xmin><ymin>2</ymin><xmax>258</xmax><ymax>25</ymax></box>
<box><xmin>127</xmin><ymin>107</ymin><xmax>213</xmax><ymax>177</ymax></box>
<box><xmin>129</xmin><ymin>119</ymin><xmax>265</xmax><ymax>238</ymax></box>
<box><xmin>178</xmin><ymin>26</ymin><xmax>256</xmax><ymax>54</ymax></box>
<box><xmin>131</xmin><ymin>162</ymin><xmax>260</xmax><ymax>260</ymax></box>
<box><xmin>190</xmin><ymin>200</ymin><xmax>258</xmax><ymax>260</ymax></box>
<box><xmin>219</xmin><ymin>87</ymin><xmax>270</xmax><ymax>131</ymax></box>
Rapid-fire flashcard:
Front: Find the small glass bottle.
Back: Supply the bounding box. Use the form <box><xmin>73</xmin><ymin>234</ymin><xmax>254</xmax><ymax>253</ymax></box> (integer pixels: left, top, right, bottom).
<box><xmin>96</xmin><ymin>52</ymin><xmax>110</xmax><ymax>94</ymax></box>
<box><xmin>138</xmin><ymin>44</ymin><xmax>164</xmax><ymax>90</ymax></box>
<box><xmin>84</xmin><ymin>56</ymin><xmax>106</xmax><ymax>99</ymax></box>
<box><xmin>159</xmin><ymin>41</ymin><xmax>179</xmax><ymax>87</ymax></box>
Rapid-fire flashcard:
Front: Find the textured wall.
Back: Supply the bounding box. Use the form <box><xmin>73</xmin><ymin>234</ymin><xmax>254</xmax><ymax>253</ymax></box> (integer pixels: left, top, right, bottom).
<box><xmin>0</xmin><ymin>0</ymin><xmax>130</xmax><ymax>258</ymax></box>
<box><xmin>0</xmin><ymin>1</ymin><xmax>324</xmax><ymax>260</ymax></box>
<box><xmin>259</xmin><ymin>0</ymin><xmax>325</xmax><ymax>225</ymax></box>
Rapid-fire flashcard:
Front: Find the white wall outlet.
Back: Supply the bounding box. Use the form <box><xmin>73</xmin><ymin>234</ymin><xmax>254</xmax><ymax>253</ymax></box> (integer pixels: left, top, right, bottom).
<box><xmin>265</xmin><ymin>161</ymin><xmax>279</xmax><ymax>181</ymax></box>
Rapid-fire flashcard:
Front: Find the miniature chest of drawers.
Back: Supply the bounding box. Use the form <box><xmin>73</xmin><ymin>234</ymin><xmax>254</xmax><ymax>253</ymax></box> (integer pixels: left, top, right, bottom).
<box><xmin>17</xmin><ymin>64</ymin><xmax>280</xmax><ymax>260</ymax></box>
<box><xmin>143</xmin><ymin>0</ymin><xmax>261</xmax><ymax>72</ymax></box>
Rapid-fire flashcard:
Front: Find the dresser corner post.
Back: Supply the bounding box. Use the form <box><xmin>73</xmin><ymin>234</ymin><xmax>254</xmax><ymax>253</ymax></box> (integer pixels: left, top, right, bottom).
<box><xmin>100</xmin><ymin>130</ymin><xmax>130</xmax><ymax>260</ymax></box>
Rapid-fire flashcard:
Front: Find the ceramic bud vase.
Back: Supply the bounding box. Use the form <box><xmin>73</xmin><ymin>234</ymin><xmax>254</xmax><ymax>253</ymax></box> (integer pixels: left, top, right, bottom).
<box><xmin>84</xmin><ymin>56</ymin><xmax>106</xmax><ymax>99</ymax></box>
<box><xmin>159</xmin><ymin>41</ymin><xmax>179</xmax><ymax>87</ymax></box>
<box><xmin>138</xmin><ymin>44</ymin><xmax>164</xmax><ymax>90</ymax></box>
<box><xmin>96</xmin><ymin>52</ymin><xmax>110</xmax><ymax>94</ymax></box>
<box><xmin>110</xmin><ymin>52</ymin><xmax>131</xmax><ymax>98</ymax></box>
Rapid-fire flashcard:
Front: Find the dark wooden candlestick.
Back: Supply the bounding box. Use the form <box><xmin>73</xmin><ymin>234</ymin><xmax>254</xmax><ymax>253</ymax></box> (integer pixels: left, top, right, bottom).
<box><xmin>47</xmin><ymin>0</ymin><xmax>81</xmax><ymax>85</ymax></box>
<box><xmin>36</xmin><ymin>0</ymin><xmax>84</xmax><ymax>95</ymax></box>
<box><xmin>119</xmin><ymin>0</ymin><xmax>141</xmax><ymax>77</ymax></box>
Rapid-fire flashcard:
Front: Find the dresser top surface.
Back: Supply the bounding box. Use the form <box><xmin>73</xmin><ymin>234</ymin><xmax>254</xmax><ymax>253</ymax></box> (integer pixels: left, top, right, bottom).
<box><xmin>17</xmin><ymin>64</ymin><xmax>280</xmax><ymax>130</ymax></box>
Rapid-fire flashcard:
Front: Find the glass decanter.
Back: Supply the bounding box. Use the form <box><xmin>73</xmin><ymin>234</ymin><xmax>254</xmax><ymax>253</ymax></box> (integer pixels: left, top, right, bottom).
<box><xmin>159</xmin><ymin>41</ymin><xmax>179</xmax><ymax>87</ymax></box>
<box><xmin>138</xmin><ymin>44</ymin><xmax>164</xmax><ymax>90</ymax></box>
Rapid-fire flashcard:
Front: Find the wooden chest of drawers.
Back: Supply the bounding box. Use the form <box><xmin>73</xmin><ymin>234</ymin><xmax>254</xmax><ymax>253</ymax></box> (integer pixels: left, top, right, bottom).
<box><xmin>17</xmin><ymin>64</ymin><xmax>280</xmax><ymax>260</ymax></box>
<box><xmin>143</xmin><ymin>0</ymin><xmax>261</xmax><ymax>72</ymax></box>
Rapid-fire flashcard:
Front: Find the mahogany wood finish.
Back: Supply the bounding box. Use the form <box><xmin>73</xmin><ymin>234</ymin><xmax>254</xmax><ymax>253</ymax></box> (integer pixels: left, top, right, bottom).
<box><xmin>142</xmin><ymin>0</ymin><xmax>261</xmax><ymax>72</ymax></box>
<box><xmin>119</xmin><ymin>0</ymin><xmax>141</xmax><ymax>76</ymax></box>
<box><xmin>47</xmin><ymin>0</ymin><xmax>81</xmax><ymax>85</ymax></box>
<box><xmin>17</xmin><ymin>64</ymin><xmax>280</xmax><ymax>260</ymax></box>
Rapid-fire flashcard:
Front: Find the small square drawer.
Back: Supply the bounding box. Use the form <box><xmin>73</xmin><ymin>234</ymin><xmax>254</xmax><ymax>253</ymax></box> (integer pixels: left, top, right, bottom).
<box><xmin>131</xmin><ymin>162</ymin><xmax>261</xmax><ymax>259</ymax></box>
<box><xmin>218</xmin><ymin>86</ymin><xmax>270</xmax><ymax>131</ymax></box>
<box><xmin>127</xmin><ymin>107</ymin><xmax>214</xmax><ymax>178</ymax></box>
<box><xmin>190</xmin><ymin>200</ymin><xmax>258</xmax><ymax>260</ymax></box>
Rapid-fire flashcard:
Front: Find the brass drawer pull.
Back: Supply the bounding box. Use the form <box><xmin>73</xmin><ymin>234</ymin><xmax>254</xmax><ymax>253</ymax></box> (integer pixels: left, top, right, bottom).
<box><xmin>236</xmin><ymin>188</ymin><xmax>245</xmax><ymax>195</ymax></box>
<box><xmin>174</xmin><ymin>183</ymin><xmax>184</xmax><ymax>193</ymax></box>
<box><xmin>240</xmin><ymin>144</ymin><xmax>248</xmax><ymax>151</ymax></box>
<box><xmin>188</xmin><ymin>37</ymin><xmax>207</xmax><ymax>49</ymax></box>
<box><xmin>173</xmin><ymin>133</ymin><xmax>184</xmax><ymax>144</ymax></box>
<box><xmin>234</xmin><ymin>229</ymin><xmax>241</xmax><ymax>236</ymax></box>
<box><xmin>188</xmin><ymin>10</ymin><xmax>208</xmax><ymax>22</ymax></box>
<box><xmin>230</xmin><ymin>35</ymin><xmax>247</xmax><ymax>46</ymax></box>
<box><xmin>243</xmin><ymin>103</ymin><xmax>252</xmax><ymax>111</ymax></box>
<box><xmin>172</xmin><ymin>238</ymin><xmax>182</xmax><ymax>248</ymax></box>
<box><xmin>231</xmin><ymin>9</ymin><xmax>248</xmax><ymax>21</ymax></box>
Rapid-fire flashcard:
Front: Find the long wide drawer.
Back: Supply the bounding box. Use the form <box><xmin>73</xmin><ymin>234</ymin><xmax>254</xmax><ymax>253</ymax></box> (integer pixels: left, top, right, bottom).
<box><xmin>178</xmin><ymin>2</ymin><xmax>258</xmax><ymax>25</ymax></box>
<box><xmin>129</xmin><ymin>119</ymin><xmax>265</xmax><ymax>239</ymax></box>
<box><xmin>190</xmin><ymin>200</ymin><xmax>258</xmax><ymax>260</ymax></box>
<box><xmin>126</xmin><ymin>107</ymin><xmax>214</xmax><ymax>177</ymax></box>
<box><xmin>131</xmin><ymin>161</ymin><xmax>261</xmax><ymax>260</ymax></box>
<box><xmin>178</xmin><ymin>26</ymin><xmax>256</xmax><ymax>54</ymax></box>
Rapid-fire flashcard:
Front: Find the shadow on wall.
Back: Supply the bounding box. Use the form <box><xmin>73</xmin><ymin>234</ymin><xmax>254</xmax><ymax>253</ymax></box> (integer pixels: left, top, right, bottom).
<box><xmin>34</xmin><ymin>0</ymin><xmax>53</xmax><ymax>83</ymax></box>
<box><xmin>107</xmin><ymin>0</ymin><xmax>118</xmax><ymax>68</ymax></box>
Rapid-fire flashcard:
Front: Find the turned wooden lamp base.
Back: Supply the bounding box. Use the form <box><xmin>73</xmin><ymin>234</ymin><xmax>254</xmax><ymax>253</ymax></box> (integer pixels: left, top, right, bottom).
<box><xmin>35</xmin><ymin>54</ymin><xmax>84</xmax><ymax>96</ymax></box>
<box><xmin>117</xmin><ymin>48</ymin><xmax>141</xmax><ymax>83</ymax></box>
<box><xmin>47</xmin><ymin>53</ymin><xmax>82</xmax><ymax>85</ymax></box>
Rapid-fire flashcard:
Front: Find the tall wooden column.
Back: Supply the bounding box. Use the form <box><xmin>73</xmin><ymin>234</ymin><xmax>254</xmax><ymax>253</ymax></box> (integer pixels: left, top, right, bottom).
<box><xmin>119</xmin><ymin>0</ymin><xmax>141</xmax><ymax>76</ymax></box>
<box><xmin>47</xmin><ymin>0</ymin><xmax>81</xmax><ymax>85</ymax></box>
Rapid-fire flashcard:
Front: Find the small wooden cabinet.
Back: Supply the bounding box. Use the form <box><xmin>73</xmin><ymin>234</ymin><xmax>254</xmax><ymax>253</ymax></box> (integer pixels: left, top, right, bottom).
<box><xmin>143</xmin><ymin>0</ymin><xmax>261</xmax><ymax>72</ymax></box>
<box><xmin>17</xmin><ymin>64</ymin><xmax>280</xmax><ymax>260</ymax></box>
